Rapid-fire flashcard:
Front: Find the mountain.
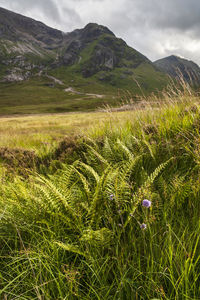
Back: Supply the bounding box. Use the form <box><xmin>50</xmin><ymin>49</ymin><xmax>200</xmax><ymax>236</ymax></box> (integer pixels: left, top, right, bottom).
<box><xmin>0</xmin><ymin>7</ymin><xmax>168</xmax><ymax>114</ymax></box>
<box><xmin>154</xmin><ymin>55</ymin><xmax>200</xmax><ymax>84</ymax></box>
<box><xmin>0</xmin><ymin>6</ymin><xmax>64</xmax><ymax>82</ymax></box>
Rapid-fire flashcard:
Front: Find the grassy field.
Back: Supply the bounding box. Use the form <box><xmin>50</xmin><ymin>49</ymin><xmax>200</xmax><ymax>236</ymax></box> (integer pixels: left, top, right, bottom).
<box><xmin>0</xmin><ymin>111</ymin><xmax>112</xmax><ymax>152</ymax></box>
<box><xmin>0</xmin><ymin>76</ymin><xmax>119</xmax><ymax>115</ymax></box>
<box><xmin>1</xmin><ymin>85</ymin><xmax>200</xmax><ymax>299</ymax></box>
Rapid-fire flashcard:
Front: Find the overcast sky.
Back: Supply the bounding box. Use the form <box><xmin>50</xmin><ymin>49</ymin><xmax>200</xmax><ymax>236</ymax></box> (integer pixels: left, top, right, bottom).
<box><xmin>0</xmin><ymin>0</ymin><xmax>200</xmax><ymax>64</ymax></box>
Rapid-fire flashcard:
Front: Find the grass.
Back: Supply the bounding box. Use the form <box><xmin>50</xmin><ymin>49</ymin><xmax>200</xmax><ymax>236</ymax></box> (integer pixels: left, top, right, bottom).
<box><xmin>0</xmin><ymin>111</ymin><xmax>118</xmax><ymax>154</ymax></box>
<box><xmin>0</xmin><ymin>83</ymin><xmax>200</xmax><ymax>299</ymax></box>
<box><xmin>0</xmin><ymin>77</ymin><xmax>118</xmax><ymax>115</ymax></box>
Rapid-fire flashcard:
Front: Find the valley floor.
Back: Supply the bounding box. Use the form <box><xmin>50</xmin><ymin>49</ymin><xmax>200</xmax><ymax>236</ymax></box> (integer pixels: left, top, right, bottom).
<box><xmin>0</xmin><ymin>91</ymin><xmax>200</xmax><ymax>299</ymax></box>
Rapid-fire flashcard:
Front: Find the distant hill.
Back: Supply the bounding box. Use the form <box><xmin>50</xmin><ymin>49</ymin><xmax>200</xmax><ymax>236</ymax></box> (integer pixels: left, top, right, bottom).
<box><xmin>154</xmin><ymin>55</ymin><xmax>200</xmax><ymax>84</ymax></box>
<box><xmin>0</xmin><ymin>6</ymin><xmax>168</xmax><ymax>114</ymax></box>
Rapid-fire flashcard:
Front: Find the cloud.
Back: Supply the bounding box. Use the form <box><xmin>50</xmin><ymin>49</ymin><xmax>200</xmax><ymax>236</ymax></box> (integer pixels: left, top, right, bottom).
<box><xmin>0</xmin><ymin>0</ymin><xmax>200</xmax><ymax>64</ymax></box>
<box><xmin>1</xmin><ymin>0</ymin><xmax>60</xmax><ymax>21</ymax></box>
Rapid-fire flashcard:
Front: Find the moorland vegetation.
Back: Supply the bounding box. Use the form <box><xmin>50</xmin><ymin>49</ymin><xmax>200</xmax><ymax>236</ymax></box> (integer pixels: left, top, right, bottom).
<box><xmin>0</xmin><ymin>81</ymin><xmax>200</xmax><ymax>299</ymax></box>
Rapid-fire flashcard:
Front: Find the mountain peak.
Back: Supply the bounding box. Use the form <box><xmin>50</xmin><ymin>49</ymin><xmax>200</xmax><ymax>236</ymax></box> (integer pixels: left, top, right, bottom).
<box><xmin>154</xmin><ymin>55</ymin><xmax>200</xmax><ymax>83</ymax></box>
<box><xmin>84</xmin><ymin>23</ymin><xmax>114</xmax><ymax>34</ymax></box>
<box><xmin>81</xmin><ymin>23</ymin><xmax>115</xmax><ymax>40</ymax></box>
<box><xmin>167</xmin><ymin>55</ymin><xmax>180</xmax><ymax>60</ymax></box>
<box><xmin>164</xmin><ymin>55</ymin><xmax>188</xmax><ymax>62</ymax></box>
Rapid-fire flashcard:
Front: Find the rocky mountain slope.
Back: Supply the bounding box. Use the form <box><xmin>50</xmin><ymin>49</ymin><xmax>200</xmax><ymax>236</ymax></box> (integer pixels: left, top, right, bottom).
<box><xmin>0</xmin><ymin>7</ymin><xmax>167</xmax><ymax>90</ymax></box>
<box><xmin>154</xmin><ymin>55</ymin><xmax>200</xmax><ymax>84</ymax></box>
<box><xmin>0</xmin><ymin>6</ymin><xmax>64</xmax><ymax>81</ymax></box>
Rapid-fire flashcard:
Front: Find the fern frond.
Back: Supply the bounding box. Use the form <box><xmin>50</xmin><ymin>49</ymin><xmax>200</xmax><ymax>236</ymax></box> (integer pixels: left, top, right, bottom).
<box><xmin>80</xmin><ymin>228</ymin><xmax>113</xmax><ymax>248</ymax></box>
<box><xmin>85</xmin><ymin>144</ymin><xmax>110</xmax><ymax>168</ymax></box>
<box><xmin>89</xmin><ymin>166</ymin><xmax>112</xmax><ymax>226</ymax></box>
<box><xmin>55</xmin><ymin>242</ymin><xmax>86</xmax><ymax>257</ymax></box>
<box><xmin>75</xmin><ymin>161</ymin><xmax>100</xmax><ymax>184</ymax></box>
<box><xmin>143</xmin><ymin>157</ymin><xmax>174</xmax><ymax>188</ymax></box>
<box><xmin>36</xmin><ymin>176</ymin><xmax>77</xmax><ymax>219</ymax></box>
<box><xmin>116</xmin><ymin>139</ymin><xmax>134</xmax><ymax>161</ymax></box>
<box><xmin>142</xmin><ymin>138</ymin><xmax>155</xmax><ymax>160</ymax></box>
<box><xmin>73</xmin><ymin>167</ymin><xmax>91</xmax><ymax>200</ymax></box>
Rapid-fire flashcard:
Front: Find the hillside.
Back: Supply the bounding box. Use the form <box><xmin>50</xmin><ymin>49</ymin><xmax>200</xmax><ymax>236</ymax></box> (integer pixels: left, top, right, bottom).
<box><xmin>0</xmin><ymin>7</ymin><xmax>168</xmax><ymax>114</ymax></box>
<box><xmin>154</xmin><ymin>55</ymin><xmax>200</xmax><ymax>84</ymax></box>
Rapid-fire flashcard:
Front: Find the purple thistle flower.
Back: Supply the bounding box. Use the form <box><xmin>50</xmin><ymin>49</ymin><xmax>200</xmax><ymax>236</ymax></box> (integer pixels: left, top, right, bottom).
<box><xmin>140</xmin><ymin>223</ymin><xmax>147</xmax><ymax>230</ymax></box>
<box><xmin>142</xmin><ymin>199</ymin><xmax>151</xmax><ymax>208</ymax></box>
<box><xmin>110</xmin><ymin>194</ymin><xmax>114</xmax><ymax>200</ymax></box>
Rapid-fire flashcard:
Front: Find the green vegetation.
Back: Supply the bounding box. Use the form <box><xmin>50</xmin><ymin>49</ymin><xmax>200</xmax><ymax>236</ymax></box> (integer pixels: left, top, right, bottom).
<box><xmin>0</xmin><ymin>77</ymin><xmax>118</xmax><ymax>115</ymax></box>
<box><xmin>0</xmin><ymin>66</ymin><xmax>167</xmax><ymax>115</ymax></box>
<box><xmin>1</xmin><ymin>86</ymin><xmax>200</xmax><ymax>299</ymax></box>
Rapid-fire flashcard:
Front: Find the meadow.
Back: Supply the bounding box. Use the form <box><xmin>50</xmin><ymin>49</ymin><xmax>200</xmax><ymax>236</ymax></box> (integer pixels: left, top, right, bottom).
<box><xmin>0</xmin><ymin>77</ymin><xmax>118</xmax><ymax>115</ymax></box>
<box><xmin>0</xmin><ymin>84</ymin><xmax>200</xmax><ymax>299</ymax></box>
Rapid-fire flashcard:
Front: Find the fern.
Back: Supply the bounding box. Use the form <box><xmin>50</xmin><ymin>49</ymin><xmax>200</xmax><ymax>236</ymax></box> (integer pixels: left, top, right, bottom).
<box><xmin>85</xmin><ymin>144</ymin><xmax>110</xmax><ymax>169</ymax></box>
<box><xmin>102</xmin><ymin>137</ymin><xmax>114</xmax><ymax>162</ymax></box>
<box><xmin>35</xmin><ymin>175</ymin><xmax>77</xmax><ymax>220</ymax></box>
<box><xmin>143</xmin><ymin>157</ymin><xmax>174</xmax><ymax>188</ymax></box>
<box><xmin>89</xmin><ymin>166</ymin><xmax>112</xmax><ymax>227</ymax></box>
<box><xmin>73</xmin><ymin>167</ymin><xmax>92</xmax><ymax>200</ymax></box>
<box><xmin>80</xmin><ymin>228</ymin><xmax>113</xmax><ymax>248</ymax></box>
<box><xmin>116</xmin><ymin>139</ymin><xmax>134</xmax><ymax>161</ymax></box>
<box><xmin>55</xmin><ymin>241</ymin><xmax>86</xmax><ymax>257</ymax></box>
<box><xmin>75</xmin><ymin>161</ymin><xmax>100</xmax><ymax>184</ymax></box>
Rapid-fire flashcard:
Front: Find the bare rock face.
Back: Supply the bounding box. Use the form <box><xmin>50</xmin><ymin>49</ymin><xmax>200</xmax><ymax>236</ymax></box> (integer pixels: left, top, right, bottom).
<box><xmin>81</xmin><ymin>46</ymin><xmax>117</xmax><ymax>77</ymax></box>
<box><xmin>63</xmin><ymin>40</ymin><xmax>82</xmax><ymax>65</ymax></box>
<box><xmin>2</xmin><ymin>67</ymin><xmax>31</xmax><ymax>82</ymax></box>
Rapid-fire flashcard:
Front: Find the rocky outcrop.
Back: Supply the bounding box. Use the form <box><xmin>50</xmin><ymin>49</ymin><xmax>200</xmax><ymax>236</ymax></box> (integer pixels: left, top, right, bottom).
<box><xmin>79</xmin><ymin>32</ymin><xmax>149</xmax><ymax>77</ymax></box>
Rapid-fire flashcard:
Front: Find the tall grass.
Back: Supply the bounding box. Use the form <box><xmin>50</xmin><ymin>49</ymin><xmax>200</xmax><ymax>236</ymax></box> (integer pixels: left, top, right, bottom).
<box><xmin>1</xmin><ymin>84</ymin><xmax>200</xmax><ymax>299</ymax></box>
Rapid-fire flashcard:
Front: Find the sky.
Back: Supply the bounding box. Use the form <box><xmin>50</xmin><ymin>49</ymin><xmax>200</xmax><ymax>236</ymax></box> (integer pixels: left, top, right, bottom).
<box><xmin>0</xmin><ymin>0</ymin><xmax>200</xmax><ymax>64</ymax></box>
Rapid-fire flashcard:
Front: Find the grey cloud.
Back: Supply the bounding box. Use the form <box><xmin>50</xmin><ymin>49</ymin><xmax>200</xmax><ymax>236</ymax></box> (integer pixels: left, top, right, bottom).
<box><xmin>125</xmin><ymin>0</ymin><xmax>200</xmax><ymax>32</ymax></box>
<box><xmin>61</xmin><ymin>7</ymin><xmax>83</xmax><ymax>31</ymax></box>
<box><xmin>0</xmin><ymin>0</ymin><xmax>61</xmax><ymax>22</ymax></box>
<box><xmin>0</xmin><ymin>0</ymin><xmax>83</xmax><ymax>31</ymax></box>
<box><xmin>0</xmin><ymin>0</ymin><xmax>200</xmax><ymax>64</ymax></box>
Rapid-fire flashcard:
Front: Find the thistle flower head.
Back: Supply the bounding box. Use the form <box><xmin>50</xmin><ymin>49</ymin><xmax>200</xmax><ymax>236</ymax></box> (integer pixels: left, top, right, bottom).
<box><xmin>142</xmin><ymin>199</ymin><xmax>151</xmax><ymax>208</ymax></box>
<box><xmin>110</xmin><ymin>194</ymin><xmax>114</xmax><ymax>200</ymax></box>
<box><xmin>140</xmin><ymin>223</ymin><xmax>147</xmax><ymax>230</ymax></box>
